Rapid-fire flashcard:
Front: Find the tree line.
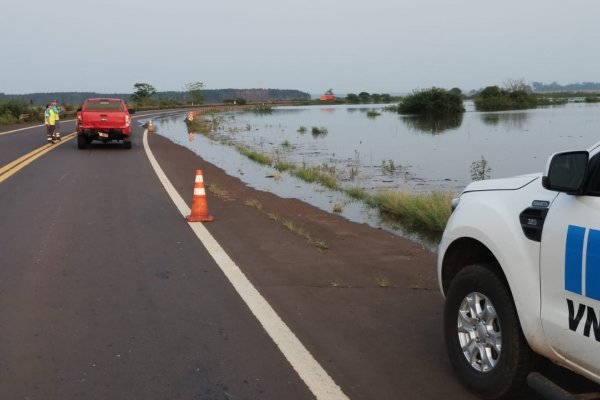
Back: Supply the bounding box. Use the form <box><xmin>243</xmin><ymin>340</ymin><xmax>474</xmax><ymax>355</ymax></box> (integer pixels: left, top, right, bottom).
<box><xmin>0</xmin><ymin>87</ymin><xmax>311</xmax><ymax>107</ymax></box>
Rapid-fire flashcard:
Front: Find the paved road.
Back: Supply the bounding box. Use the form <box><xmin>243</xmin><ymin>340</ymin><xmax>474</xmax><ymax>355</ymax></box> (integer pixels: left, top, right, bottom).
<box><xmin>0</xmin><ymin>117</ymin><xmax>479</xmax><ymax>399</ymax></box>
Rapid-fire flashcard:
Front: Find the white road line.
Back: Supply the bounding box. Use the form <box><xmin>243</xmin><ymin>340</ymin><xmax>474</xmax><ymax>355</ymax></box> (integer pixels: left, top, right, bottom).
<box><xmin>142</xmin><ymin>130</ymin><xmax>349</xmax><ymax>400</ymax></box>
<box><xmin>0</xmin><ymin>124</ymin><xmax>45</xmax><ymax>136</ymax></box>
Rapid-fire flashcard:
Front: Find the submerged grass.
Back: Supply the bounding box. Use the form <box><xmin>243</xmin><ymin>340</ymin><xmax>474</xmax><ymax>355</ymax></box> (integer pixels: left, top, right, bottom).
<box><xmin>291</xmin><ymin>166</ymin><xmax>339</xmax><ymax>190</ymax></box>
<box><xmin>234</xmin><ymin>144</ymin><xmax>273</xmax><ymax>165</ymax></box>
<box><xmin>343</xmin><ymin>186</ymin><xmax>370</xmax><ymax>202</ymax></box>
<box><xmin>369</xmin><ymin>190</ymin><xmax>453</xmax><ymax>234</ymax></box>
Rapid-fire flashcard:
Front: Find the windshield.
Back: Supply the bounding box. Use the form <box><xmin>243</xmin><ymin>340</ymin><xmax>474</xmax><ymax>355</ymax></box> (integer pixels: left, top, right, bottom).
<box><xmin>84</xmin><ymin>100</ymin><xmax>125</xmax><ymax>112</ymax></box>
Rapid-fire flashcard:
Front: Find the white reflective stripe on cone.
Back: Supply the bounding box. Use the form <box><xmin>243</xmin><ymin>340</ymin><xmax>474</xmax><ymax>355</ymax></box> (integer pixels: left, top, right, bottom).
<box><xmin>195</xmin><ymin>175</ymin><xmax>204</xmax><ymax>183</ymax></box>
<box><xmin>194</xmin><ymin>188</ymin><xmax>206</xmax><ymax>196</ymax></box>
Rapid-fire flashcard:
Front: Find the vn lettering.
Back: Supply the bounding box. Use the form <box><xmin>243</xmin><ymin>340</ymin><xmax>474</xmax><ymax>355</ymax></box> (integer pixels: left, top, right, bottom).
<box><xmin>567</xmin><ymin>299</ymin><xmax>600</xmax><ymax>341</ymax></box>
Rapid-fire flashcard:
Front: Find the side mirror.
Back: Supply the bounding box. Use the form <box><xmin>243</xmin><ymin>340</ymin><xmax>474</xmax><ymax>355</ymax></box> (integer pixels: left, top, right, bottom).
<box><xmin>128</xmin><ymin>108</ymin><xmax>136</xmax><ymax>114</ymax></box>
<box><xmin>542</xmin><ymin>151</ymin><xmax>589</xmax><ymax>194</ymax></box>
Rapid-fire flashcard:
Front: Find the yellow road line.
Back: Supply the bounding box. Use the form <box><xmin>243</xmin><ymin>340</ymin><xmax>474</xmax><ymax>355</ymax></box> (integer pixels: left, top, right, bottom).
<box><xmin>0</xmin><ymin>132</ymin><xmax>76</xmax><ymax>184</ymax></box>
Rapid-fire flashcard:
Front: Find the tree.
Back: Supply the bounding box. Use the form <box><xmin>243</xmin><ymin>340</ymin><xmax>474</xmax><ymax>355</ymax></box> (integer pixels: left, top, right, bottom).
<box><xmin>479</xmin><ymin>85</ymin><xmax>502</xmax><ymax>98</ymax></box>
<box><xmin>358</xmin><ymin>91</ymin><xmax>371</xmax><ymax>104</ymax></box>
<box><xmin>449</xmin><ymin>87</ymin><xmax>463</xmax><ymax>96</ymax></box>
<box><xmin>131</xmin><ymin>83</ymin><xmax>156</xmax><ymax>103</ymax></box>
<box><xmin>380</xmin><ymin>93</ymin><xmax>393</xmax><ymax>103</ymax></box>
<box><xmin>184</xmin><ymin>81</ymin><xmax>204</xmax><ymax>104</ymax></box>
<box><xmin>503</xmin><ymin>78</ymin><xmax>532</xmax><ymax>93</ymax></box>
<box><xmin>345</xmin><ymin>93</ymin><xmax>360</xmax><ymax>104</ymax></box>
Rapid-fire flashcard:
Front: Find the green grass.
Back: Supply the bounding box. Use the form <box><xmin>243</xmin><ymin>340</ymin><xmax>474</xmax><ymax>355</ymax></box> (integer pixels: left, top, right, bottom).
<box><xmin>343</xmin><ymin>186</ymin><xmax>369</xmax><ymax>201</ymax></box>
<box><xmin>274</xmin><ymin>160</ymin><xmax>295</xmax><ymax>172</ymax></box>
<box><xmin>292</xmin><ymin>166</ymin><xmax>339</xmax><ymax>190</ymax></box>
<box><xmin>234</xmin><ymin>144</ymin><xmax>273</xmax><ymax>165</ymax></box>
<box><xmin>369</xmin><ymin>190</ymin><xmax>453</xmax><ymax>234</ymax></box>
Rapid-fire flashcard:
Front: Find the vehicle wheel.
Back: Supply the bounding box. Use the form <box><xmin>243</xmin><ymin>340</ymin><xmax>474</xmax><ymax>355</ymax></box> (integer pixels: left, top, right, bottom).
<box><xmin>444</xmin><ymin>264</ymin><xmax>537</xmax><ymax>399</ymax></box>
<box><xmin>122</xmin><ymin>137</ymin><xmax>132</xmax><ymax>149</ymax></box>
<box><xmin>77</xmin><ymin>135</ymin><xmax>88</xmax><ymax>149</ymax></box>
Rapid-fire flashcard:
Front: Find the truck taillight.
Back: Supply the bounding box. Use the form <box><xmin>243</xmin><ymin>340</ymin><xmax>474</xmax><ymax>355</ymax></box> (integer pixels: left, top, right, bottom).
<box><xmin>125</xmin><ymin>115</ymin><xmax>130</xmax><ymax>126</ymax></box>
<box><xmin>76</xmin><ymin>112</ymin><xmax>82</xmax><ymax>125</ymax></box>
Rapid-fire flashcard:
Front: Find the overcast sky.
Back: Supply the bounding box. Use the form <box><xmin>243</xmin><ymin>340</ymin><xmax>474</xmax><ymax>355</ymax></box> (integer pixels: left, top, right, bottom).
<box><xmin>2</xmin><ymin>0</ymin><xmax>599</xmax><ymax>95</ymax></box>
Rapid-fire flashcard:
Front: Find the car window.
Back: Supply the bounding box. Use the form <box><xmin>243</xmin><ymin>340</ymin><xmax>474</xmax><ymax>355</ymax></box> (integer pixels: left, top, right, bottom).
<box><xmin>84</xmin><ymin>101</ymin><xmax>124</xmax><ymax>112</ymax></box>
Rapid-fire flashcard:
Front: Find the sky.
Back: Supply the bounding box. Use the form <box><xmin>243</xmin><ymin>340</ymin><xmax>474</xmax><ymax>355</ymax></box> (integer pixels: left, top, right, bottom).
<box><xmin>2</xmin><ymin>0</ymin><xmax>600</xmax><ymax>95</ymax></box>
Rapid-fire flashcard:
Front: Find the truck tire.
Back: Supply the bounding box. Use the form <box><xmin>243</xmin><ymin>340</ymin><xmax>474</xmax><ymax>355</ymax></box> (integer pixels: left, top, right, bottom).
<box><xmin>122</xmin><ymin>136</ymin><xmax>132</xmax><ymax>149</ymax></box>
<box><xmin>77</xmin><ymin>135</ymin><xmax>88</xmax><ymax>149</ymax></box>
<box><xmin>444</xmin><ymin>264</ymin><xmax>537</xmax><ymax>399</ymax></box>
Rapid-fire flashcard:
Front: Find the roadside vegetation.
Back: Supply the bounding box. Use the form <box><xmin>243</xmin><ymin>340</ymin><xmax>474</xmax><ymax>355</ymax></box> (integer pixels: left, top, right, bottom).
<box><xmin>0</xmin><ymin>100</ymin><xmax>45</xmax><ymax>124</ymax></box>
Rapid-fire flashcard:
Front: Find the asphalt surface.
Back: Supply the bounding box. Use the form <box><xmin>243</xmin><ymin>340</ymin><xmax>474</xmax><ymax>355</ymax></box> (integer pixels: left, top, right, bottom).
<box><xmin>0</xmin><ymin>117</ymin><xmax>484</xmax><ymax>399</ymax></box>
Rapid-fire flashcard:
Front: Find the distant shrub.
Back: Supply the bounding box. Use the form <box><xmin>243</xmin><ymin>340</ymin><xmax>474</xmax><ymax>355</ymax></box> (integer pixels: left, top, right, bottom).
<box><xmin>474</xmin><ymin>85</ymin><xmax>538</xmax><ymax>111</ymax></box>
<box><xmin>396</xmin><ymin>88</ymin><xmax>465</xmax><ymax>116</ymax></box>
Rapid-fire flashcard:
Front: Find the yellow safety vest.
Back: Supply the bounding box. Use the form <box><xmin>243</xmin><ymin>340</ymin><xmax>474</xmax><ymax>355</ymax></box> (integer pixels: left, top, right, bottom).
<box><xmin>45</xmin><ymin>108</ymin><xmax>57</xmax><ymax>125</ymax></box>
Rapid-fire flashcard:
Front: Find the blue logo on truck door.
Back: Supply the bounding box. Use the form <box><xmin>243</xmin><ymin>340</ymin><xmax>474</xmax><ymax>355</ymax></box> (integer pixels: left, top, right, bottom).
<box><xmin>565</xmin><ymin>225</ymin><xmax>600</xmax><ymax>301</ymax></box>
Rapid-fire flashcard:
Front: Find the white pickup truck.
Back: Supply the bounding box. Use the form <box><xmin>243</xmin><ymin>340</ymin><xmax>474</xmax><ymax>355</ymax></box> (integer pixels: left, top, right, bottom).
<box><xmin>438</xmin><ymin>141</ymin><xmax>600</xmax><ymax>399</ymax></box>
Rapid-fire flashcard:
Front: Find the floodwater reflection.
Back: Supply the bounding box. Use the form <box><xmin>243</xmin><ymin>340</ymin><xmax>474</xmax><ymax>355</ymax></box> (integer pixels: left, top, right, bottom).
<box><xmin>480</xmin><ymin>112</ymin><xmax>529</xmax><ymax>129</ymax></box>
<box><xmin>401</xmin><ymin>114</ymin><xmax>464</xmax><ymax>134</ymax></box>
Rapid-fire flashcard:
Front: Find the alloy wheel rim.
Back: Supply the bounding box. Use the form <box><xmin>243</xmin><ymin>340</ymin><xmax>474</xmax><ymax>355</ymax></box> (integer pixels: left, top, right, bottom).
<box><xmin>457</xmin><ymin>291</ymin><xmax>502</xmax><ymax>372</ymax></box>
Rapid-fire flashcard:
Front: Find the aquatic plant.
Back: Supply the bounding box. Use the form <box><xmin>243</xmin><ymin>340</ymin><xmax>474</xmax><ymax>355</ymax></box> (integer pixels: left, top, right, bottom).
<box><xmin>381</xmin><ymin>159</ymin><xmax>396</xmax><ymax>175</ymax></box>
<box><xmin>311</xmin><ymin>126</ymin><xmax>328</xmax><ymax>137</ymax></box>
<box><xmin>470</xmin><ymin>156</ymin><xmax>492</xmax><ymax>181</ymax></box>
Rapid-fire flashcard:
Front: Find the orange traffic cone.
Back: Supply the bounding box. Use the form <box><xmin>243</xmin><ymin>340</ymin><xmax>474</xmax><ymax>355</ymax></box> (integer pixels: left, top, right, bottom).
<box><xmin>186</xmin><ymin>170</ymin><xmax>214</xmax><ymax>222</ymax></box>
<box><xmin>147</xmin><ymin>120</ymin><xmax>154</xmax><ymax>132</ymax></box>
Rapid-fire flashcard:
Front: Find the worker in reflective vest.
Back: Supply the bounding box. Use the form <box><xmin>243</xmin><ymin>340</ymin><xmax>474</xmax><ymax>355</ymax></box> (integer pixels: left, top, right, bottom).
<box><xmin>44</xmin><ymin>104</ymin><xmax>57</xmax><ymax>143</ymax></box>
<box><xmin>51</xmin><ymin>100</ymin><xmax>62</xmax><ymax>139</ymax></box>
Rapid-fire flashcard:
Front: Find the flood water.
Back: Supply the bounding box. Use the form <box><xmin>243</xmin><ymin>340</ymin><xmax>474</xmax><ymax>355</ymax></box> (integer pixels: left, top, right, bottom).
<box><xmin>150</xmin><ymin>102</ymin><xmax>600</xmax><ymax>249</ymax></box>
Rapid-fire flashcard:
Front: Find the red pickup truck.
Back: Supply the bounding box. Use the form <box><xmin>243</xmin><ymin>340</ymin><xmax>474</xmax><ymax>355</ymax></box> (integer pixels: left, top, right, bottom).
<box><xmin>76</xmin><ymin>98</ymin><xmax>134</xmax><ymax>149</ymax></box>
